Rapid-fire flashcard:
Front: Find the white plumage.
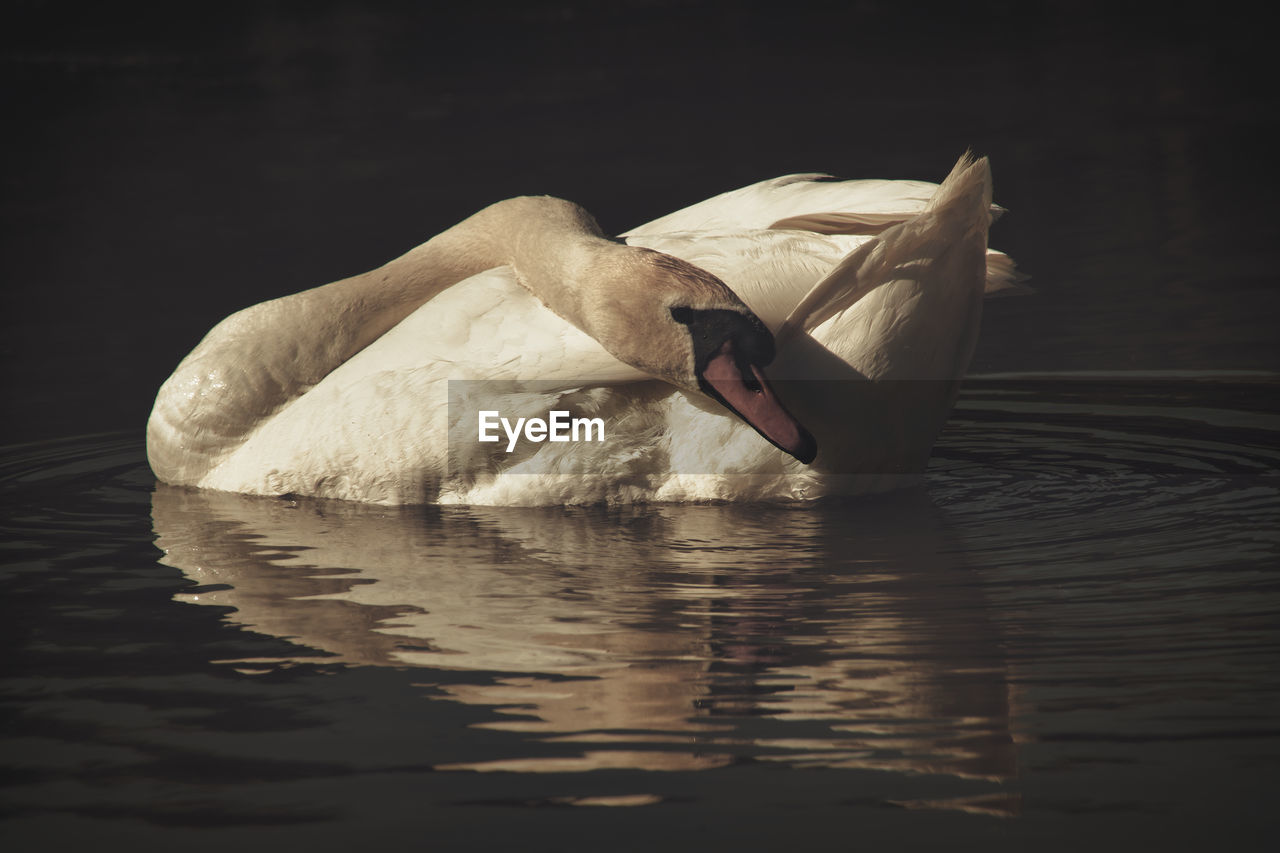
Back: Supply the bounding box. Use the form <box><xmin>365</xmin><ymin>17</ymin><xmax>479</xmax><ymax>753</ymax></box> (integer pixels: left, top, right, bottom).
<box><xmin>147</xmin><ymin>155</ymin><xmax>1014</xmax><ymax>505</ymax></box>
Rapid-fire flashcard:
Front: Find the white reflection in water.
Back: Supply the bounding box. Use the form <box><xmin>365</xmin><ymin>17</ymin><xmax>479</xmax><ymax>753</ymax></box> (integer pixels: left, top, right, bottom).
<box><xmin>151</xmin><ymin>484</ymin><xmax>1019</xmax><ymax>800</ymax></box>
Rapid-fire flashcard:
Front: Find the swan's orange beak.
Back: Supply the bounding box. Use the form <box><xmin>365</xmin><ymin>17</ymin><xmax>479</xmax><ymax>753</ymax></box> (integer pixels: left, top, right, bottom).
<box><xmin>701</xmin><ymin>341</ymin><xmax>817</xmax><ymax>464</ymax></box>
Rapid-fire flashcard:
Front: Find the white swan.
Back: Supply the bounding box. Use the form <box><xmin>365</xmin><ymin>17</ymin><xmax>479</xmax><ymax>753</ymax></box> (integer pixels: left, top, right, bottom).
<box><xmin>147</xmin><ymin>154</ymin><xmax>1014</xmax><ymax>505</ymax></box>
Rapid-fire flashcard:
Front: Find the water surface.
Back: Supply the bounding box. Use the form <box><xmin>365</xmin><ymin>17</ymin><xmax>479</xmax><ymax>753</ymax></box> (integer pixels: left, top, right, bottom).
<box><xmin>4</xmin><ymin>377</ymin><xmax>1277</xmax><ymax>848</ymax></box>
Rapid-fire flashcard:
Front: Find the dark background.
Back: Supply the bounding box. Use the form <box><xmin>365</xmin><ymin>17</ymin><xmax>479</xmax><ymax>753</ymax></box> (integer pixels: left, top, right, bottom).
<box><xmin>2</xmin><ymin>0</ymin><xmax>1276</xmax><ymax>445</ymax></box>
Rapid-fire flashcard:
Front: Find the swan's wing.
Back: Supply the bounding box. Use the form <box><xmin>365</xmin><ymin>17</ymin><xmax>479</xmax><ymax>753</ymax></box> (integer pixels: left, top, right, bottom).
<box><xmin>620</xmin><ymin>174</ymin><xmax>945</xmax><ymax>237</ymax></box>
<box><xmin>623</xmin><ymin>169</ymin><xmax>1019</xmax><ymax>296</ymax></box>
<box><xmin>776</xmin><ymin>154</ymin><xmax>993</xmax><ymax>345</ymax></box>
<box><xmin>630</xmin><ymin>224</ymin><xmax>1019</xmax><ymax>339</ymax></box>
<box><xmin>627</xmin><ymin>230</ymin><xmax>865</xmax><ymax>332</ymax></box>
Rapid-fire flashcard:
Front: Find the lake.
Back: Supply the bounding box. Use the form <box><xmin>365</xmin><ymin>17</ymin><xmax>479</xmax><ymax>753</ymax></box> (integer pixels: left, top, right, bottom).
<box><xmin>2</xmin><ymin>2</ymin><xmax>1277</xmax><ymax>849</ymax></box>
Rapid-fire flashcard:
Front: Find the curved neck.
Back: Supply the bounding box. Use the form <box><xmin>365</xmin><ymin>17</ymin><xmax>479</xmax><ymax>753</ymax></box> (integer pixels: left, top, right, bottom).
<box><xmin>196</xmin><ymin>197</ymin><xmax>618</xmax><ymax>381</ymax></box>
<box><xmin>319</xmin><ymin>196</ymin><xmax>617</xmax><ymax>366</ymax></box>
<box><xmin>408</xmin><ymin>196</ymin><xmax>620</xmax><ymax>338</ymax></box>
<box><xmin>149</xmin><ymin>197</ymin><xmax>620</xmax><ymax>481</ymax></box>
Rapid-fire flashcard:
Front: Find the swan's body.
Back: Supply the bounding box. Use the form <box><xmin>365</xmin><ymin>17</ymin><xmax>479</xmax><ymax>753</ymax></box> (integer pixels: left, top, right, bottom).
<box><xmin>147</xmin><ymin>155</ymin><xmax>1012</xmax><ymax>505</ymax></box>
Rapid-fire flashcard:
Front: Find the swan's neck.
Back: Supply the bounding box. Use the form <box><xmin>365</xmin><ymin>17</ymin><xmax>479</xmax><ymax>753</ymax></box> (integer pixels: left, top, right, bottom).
<box><xmin>421</xmin><ymin>196</ymin><xmax>620</xmax><ymax>336</ymax></box>
<box><xmin>415</xmin><ymin>197</ymin><xmax>713</xmax><ymax>386</ymax></box>
<box><xmin>147</xmin><ymin>198</ymin><xmax>627</xmax><ymax>482</ymax></box>
<box><xmin>319</xmin><ymin>196</ymin><xmax>617</xmax><ymax>366</ymax></box>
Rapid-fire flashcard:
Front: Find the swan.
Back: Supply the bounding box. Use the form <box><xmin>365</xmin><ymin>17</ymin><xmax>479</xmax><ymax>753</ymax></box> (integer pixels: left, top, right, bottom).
<box><xmin>147</xmin><ymin>154</ymin><xmax>1015</xmax><ymax>505</ymax></box>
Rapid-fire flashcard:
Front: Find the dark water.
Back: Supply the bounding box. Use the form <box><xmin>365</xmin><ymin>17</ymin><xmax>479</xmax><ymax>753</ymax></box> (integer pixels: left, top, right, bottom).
<box><xmin>4</xmin><ymin>1</ymin><xmax>1280</xmax><ymax>849</ymax></box>
<box><xmin>3</xmin><ymin>378</ymin><xmax>1278</xmax><ymax>849</ymax></box>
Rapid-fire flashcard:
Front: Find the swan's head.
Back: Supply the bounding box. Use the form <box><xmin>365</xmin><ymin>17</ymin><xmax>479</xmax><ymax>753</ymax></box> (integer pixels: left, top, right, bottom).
<box><xmin>593</xmin><ymin>248</ymin><xmax>817</xmax><ymax>464</ymax></box>
<box><xmin>668</xmin><ymin>304</ymin><xmax>818</xmax><ymax>464</ymax></box>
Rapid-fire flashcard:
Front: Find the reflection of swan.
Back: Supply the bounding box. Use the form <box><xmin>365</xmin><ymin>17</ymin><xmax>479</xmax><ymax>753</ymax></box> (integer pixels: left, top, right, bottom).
<box><xmin>148</xmin><ymin>156</ymin><xmax>1014</xmax><ymax>504</ymax></box>
<box><xmin>151</xmin><ymin>483</ymin><xmax>1019</xmax><ymax>793</ymax></box>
